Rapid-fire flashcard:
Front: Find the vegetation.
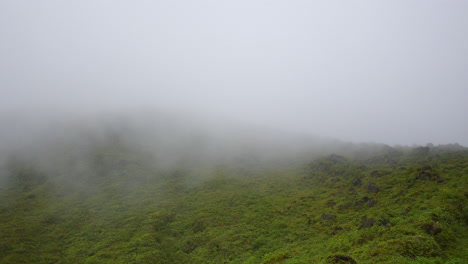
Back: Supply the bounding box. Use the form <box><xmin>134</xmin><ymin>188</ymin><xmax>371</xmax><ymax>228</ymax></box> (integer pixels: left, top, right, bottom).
<box><xmin>0</xmin><ymin>138</ymin><xmax>467</xmax><ymax>263</ymax></box>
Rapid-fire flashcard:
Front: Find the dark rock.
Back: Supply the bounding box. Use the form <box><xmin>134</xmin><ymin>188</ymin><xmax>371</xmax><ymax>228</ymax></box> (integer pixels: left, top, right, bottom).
<box><xmin>338</xmin><ymin>202</ymin><xmax>353</xmax><ymax>211</ymax></box>
<box><xmin>421</xmin><ymin>165</ymin><xmax>432</xmax><ymax>170</ymax></box>
<box><xmin>326</xmin><ymin>200</ymin><xmax>336</xmax><ymax>208</ymax></box>
<box><xmin>330</xmin><ymin>178</ymin><xmax>341</xmax><ymax>183</ymax></box>
<box><xmin>331</xmin><ymin>226</ymin><xmax>344</xmax><ymax>235</ymax></box>
<box><xmin>417</xmin><ymin>174</ymin><xmax>430</xmax><ymax>180</ymax></box>
<box><xmin>359</xmin><ymin>217</ymin><xmax>375</xmax><ymax>229</ymax></box>
<box><xmin>367</xmin><ymin>198</ymin><xmax>377</xmax><ymax>208</ymax></box>
<box><xmin>321</xmin><ymin>214</ymin><xmax>337</xmax><ymax>221</ymax></box>
<box><xmin>431</xmin><ymin>213</ymin><xmax>440</xmax><ymax>221</ymax></box>
<box><xmin>417</xmin><ymin>170</ymin><xmax>431</xmax><ymax>180</ymax></box>
<box><xmin>378</xmin><ymin>219</ymin><xmax>390</xmax><ymax>227</ymax></box>
<box><xmin>355</xmin><ymin>196</ymin><xmax>376</xmax><ymax>208</ymax></box>
<box><xmin>355</xmin><ymin>200</ymin><xmax>364</xmax><ymax>206</ymax></box>
<box><xmin>356</xmin><ymin>196</ymin><xmax>368</xmax><ymax>206</ymax></box>
<box><xmin>352</xmin><ymin>178</ymin><xmax>362</xmax><ymax>186</ymax></box>
<box><xmin>436</xmin><ymin>177</ymin><xmax>445</xmax><ymax>183</ymax></box>
<box><xmin>422</xmin><ymin>222</ymin><xmax>442</xmax><ymax>235</ymax></box>
<box><xmin>181</xmin><ymin>241</ymin><xmax>197</xmax><ymax>254</ymax></box>
<box><xmin>326</xmin><ymin>254</ymin><xmax>357</xmax><ymax>264</ymax></box>
<box><xmin>416</xmin><ymin>165</ymin><xmax>444</xmax><ymax>182</ymax></box>
<box><xmin>365</xmin><ymin>182</ymin><xmax>379</xmax><ymax>193</ymax></box>
<box><xmin>394</xmin><ymin>235</ymin><xmax>442</xmax><ymax>257</ymax></box>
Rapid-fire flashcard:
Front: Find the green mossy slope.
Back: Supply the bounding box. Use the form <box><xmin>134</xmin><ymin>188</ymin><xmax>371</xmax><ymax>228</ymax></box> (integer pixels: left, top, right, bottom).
<box><xmin>0</xmin><ymin>146</ymin><xmax>467</xmax><ymax>263</ymax></box>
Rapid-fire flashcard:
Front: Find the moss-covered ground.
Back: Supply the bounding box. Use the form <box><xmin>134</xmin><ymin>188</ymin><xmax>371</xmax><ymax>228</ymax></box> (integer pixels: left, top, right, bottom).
<box><xmin>0</xmin><ymin>145</ymin><xmax>467</xmax><ymax>263</ymax></box>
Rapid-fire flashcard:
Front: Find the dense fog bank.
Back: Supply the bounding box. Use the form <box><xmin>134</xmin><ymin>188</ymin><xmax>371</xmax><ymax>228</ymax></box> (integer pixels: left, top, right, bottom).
<box><xmin>0</xmin><ymin>109</ymin><xmax>466</xmax><ymax>190</ymax></box>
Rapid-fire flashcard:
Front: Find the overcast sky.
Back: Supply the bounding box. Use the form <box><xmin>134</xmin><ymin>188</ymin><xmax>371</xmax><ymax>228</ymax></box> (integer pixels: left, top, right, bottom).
<box><xmin>0</xmin><ymin>1</ymin><xmax>467</xmax><ymax>146</ymax></box>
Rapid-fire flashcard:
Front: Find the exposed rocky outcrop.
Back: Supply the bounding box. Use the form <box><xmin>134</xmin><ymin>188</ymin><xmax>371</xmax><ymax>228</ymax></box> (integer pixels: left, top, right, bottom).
<box><xmin>416</xmin><ymin>165</ymin><xmax>445</xmax><ymax>182</ymax></box>
<box><xmin>359</xmin><ymin>217</ymin><xmax>375</xmax><ymax>229</ymax></box>
<box><xmin>326</xmin><ymin>254</ymin><xmax>357</xmax><ymax>264</ymax></box>
<box><xmin>365</xmin><ymin>182</ymin><xmax>379</xmax><ymax>193</ymax></box>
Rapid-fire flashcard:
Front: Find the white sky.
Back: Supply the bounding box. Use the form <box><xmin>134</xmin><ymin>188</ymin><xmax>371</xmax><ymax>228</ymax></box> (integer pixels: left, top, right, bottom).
<box><xmin>1</xmin><ymin>1</ymin><xmax>467</xmax><ymax>145</ymax></box>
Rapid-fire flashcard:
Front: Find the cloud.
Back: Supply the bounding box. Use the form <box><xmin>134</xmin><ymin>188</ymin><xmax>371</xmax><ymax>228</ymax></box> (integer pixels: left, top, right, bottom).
<box><xmin>0</xmin><ymin>0</ymin><xmax>467</xmax><ymax>145</ymax></box>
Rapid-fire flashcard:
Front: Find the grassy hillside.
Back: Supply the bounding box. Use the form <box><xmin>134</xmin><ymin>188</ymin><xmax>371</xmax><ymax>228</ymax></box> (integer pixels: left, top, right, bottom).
<box><xmin>0</xmin><ymin>139</ymin><xmax>467</xmax><ymax>263</ymax></box>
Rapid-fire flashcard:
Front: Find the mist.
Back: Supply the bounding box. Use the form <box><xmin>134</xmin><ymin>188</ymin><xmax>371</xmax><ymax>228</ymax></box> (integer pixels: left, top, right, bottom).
<box><xmin>1</xmin><ymin>1</ymin><xmax>467</xmax><ymax>146</ymax></box>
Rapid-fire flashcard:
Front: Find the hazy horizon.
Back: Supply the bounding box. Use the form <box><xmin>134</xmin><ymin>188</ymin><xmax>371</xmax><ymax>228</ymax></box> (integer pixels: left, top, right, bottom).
<box><xmin>1</xmin><ymin>1</ymin><xmax>467</xmax><ymax>146</ymax></box>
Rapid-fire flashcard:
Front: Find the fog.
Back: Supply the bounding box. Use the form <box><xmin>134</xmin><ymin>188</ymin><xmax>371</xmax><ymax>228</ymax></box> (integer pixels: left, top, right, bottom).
<box><xmin>1</xmin><ymin>0</ymin><xmax>467</xmax><ymax>146</ymax></box>
<box><xmin>0</xmin><ymin>110</ymin><xmax>327</xmax><ymax>189</ymax></box>
<box><xmin>0</xmin><ymin>109</ymin><xmax>338</xmax><ymax>169</ymax></box>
